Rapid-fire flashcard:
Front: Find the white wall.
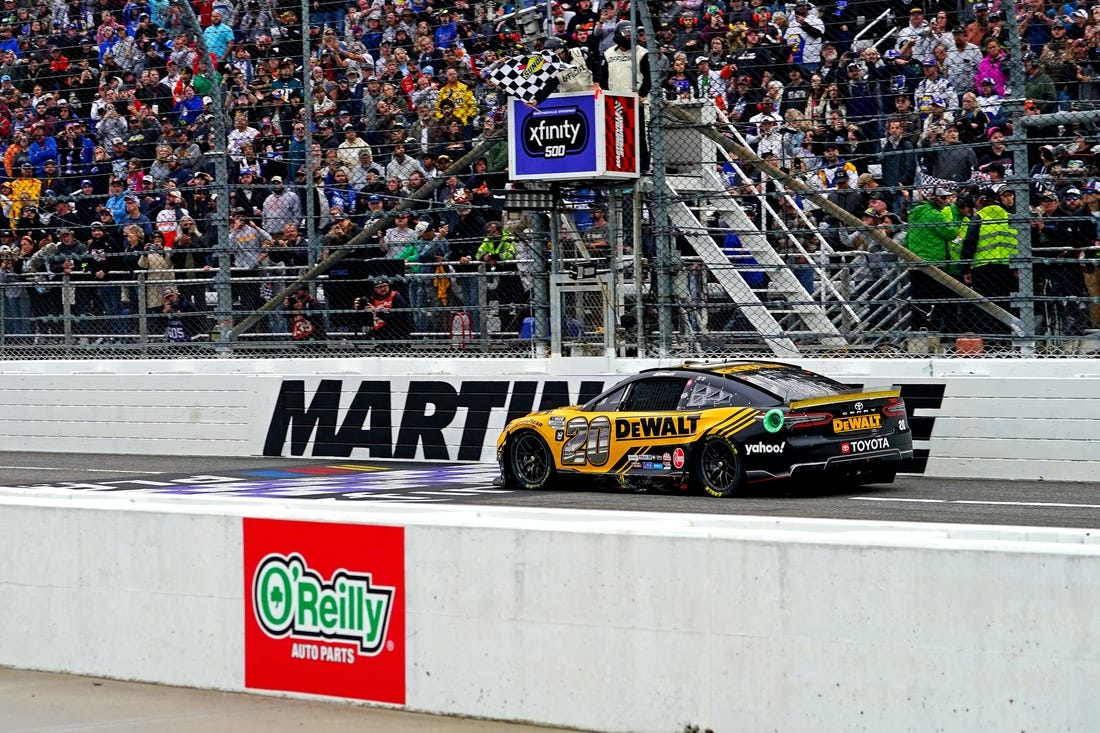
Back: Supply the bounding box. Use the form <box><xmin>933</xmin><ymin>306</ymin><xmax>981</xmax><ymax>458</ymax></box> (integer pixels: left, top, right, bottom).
<box><xmin>3</xmin><ymin>495</ymin><xmax>1100</xmax><ymax>732</ymax></box>
<box><xmin>0</xmin><ymin>357</ymin><xmax>1097</xmax><ymax>481</ymax></box>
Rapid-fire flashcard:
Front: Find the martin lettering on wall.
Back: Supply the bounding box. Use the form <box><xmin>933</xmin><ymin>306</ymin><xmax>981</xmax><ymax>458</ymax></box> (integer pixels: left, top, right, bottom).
<box><xmin>264</xmin><ymin>379</ymin><xmax>606</xmax><ymax>462</ymax></box>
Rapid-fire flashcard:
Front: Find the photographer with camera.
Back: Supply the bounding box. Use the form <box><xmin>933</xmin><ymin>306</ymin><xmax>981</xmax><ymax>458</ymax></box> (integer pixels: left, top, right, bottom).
<box><xmin>163</xmin><ymin>285</ymin><xmax>201</xmax><ymax>342</ymax></box>
<box><xmin>283</xmin><ymin>285</ymin><xmax>325</xmax><ymax>342</ymax></box>
<box><xmin>896</xmin><ymin>8</ymin><xmax>939</xmax><ymax>62</ymax></box>
<box><xmin>356</xmin><ymin>276</ymin><xmax>412</xmax><ymax>341</ymax></box>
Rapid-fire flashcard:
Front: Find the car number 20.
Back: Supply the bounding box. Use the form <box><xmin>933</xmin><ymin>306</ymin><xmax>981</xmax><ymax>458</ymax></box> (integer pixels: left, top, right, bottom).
<box><xmin>561</xmin><ymin>416</ymin><xmax>612</xmax><ymax>466</ymax></box>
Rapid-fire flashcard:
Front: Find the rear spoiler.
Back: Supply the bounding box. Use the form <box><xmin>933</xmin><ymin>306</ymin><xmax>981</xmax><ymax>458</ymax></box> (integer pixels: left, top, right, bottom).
<box><xmin>788</xmin><ymin>389</ymin><xmax>901</xmax><ymax>410</ymax></box>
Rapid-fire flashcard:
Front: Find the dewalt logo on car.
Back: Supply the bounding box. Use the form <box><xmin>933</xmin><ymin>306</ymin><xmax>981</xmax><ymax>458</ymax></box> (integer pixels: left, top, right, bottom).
<box><xmin>832</xmin><ymin>414</ymin><xmax>882</xmax><ymax>433</ymax></box>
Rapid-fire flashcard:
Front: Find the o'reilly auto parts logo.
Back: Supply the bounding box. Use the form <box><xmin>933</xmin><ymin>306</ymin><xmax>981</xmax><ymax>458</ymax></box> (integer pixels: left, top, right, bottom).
<box><xmin>521</xmin><ymin>106</ymin><xmax>588</xmax><ymax>159</ymax></box>
<box><xmin>253</xmin><ymin>552</ymin><xmax>394</xmax><ymax>656</ymax></box>
<box><xmin>244</xmin><ymin>519</ymin><xmax>405</xmax><ymax>704</ymax></box>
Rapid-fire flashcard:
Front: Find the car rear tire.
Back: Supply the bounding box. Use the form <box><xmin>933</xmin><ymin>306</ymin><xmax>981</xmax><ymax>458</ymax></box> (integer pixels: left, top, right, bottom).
<box><xmin>507</xmin><ymin>430</ymin><xmax>555</xmax><ymax>490</ymax></box>
<box><xmin>690</xmin><ymin>438</ymin><xmax>744</xmax><ymax>498</ymax></box>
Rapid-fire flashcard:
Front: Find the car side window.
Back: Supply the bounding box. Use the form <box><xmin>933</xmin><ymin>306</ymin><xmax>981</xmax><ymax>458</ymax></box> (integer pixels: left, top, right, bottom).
<box><xmin>683</xmin><ymin>380</ymin><xmax>737</xmax><ymax>409</ymax></box>
<box><xmin>618</xmin><ymin>377</ymin><xmax>688</xmax><ymax>412</ymax></box>
<box><xmin>589</xmin><ymin>386</ymin><xmax>626</xmax><ymax>412</ymax></box>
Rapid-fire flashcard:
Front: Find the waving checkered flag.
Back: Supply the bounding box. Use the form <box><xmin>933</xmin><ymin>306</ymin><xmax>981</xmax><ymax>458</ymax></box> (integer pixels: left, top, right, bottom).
<box><xmin>481</xmin><ymin>51</ymin><xmax>570</xmax><ymax>103</ymax></box>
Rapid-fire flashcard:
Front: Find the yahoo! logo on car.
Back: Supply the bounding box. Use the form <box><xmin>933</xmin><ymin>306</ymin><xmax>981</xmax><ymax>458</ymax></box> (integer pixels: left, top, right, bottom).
<box><xmin>521</xmin><ymin>106</ymin><xmax>589</xmax><ymax>159</ymax></box>
<box><xmin>745</xmin><ymin>441</ymin><xmax>785</xmax><ymax>455</ymax></box>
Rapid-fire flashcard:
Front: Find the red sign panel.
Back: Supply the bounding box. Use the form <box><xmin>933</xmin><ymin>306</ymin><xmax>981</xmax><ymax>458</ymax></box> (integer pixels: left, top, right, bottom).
<box><xmin>244</xmin><ymin>518</ymin><xmax>405</xmax><ymax>704</ymax></box>
<box><xmin>603</xmin><ymin>92</ymin><xmax>638</xmax><ymax>175</ymax></box>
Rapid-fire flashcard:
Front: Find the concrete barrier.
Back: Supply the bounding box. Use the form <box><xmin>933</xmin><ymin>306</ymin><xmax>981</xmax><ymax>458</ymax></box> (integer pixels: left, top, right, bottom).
<box><xmin>0</xmin><ymin>357</ymin><xmax>1096</xmax><ymax>481</ymax></box>
<box><xmin>2</xmin><ymin>493</ymin><xmax>1099</xmax><ymax>732</ymax></box>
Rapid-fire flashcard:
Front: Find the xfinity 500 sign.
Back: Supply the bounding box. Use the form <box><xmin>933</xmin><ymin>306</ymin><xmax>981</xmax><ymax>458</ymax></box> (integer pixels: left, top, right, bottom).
<box><xmin>508</xmin><ymin>90</ymin><xmax>639</xmax><ymax>181</ymax></box>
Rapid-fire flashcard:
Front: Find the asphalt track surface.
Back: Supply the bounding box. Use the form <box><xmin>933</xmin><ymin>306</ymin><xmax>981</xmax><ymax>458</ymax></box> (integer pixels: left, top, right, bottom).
<box><xmin>5</xmin><ymin>452</ymin><xmax>1100</xmax><ymax>732</ymax></box>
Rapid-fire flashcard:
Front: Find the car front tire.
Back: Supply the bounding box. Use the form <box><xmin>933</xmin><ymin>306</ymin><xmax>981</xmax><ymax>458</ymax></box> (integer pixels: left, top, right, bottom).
<box><xmin>507</xmin><ymin>430</ymin><xmax>555</xmax><ymax>490</ymax></box>
<box><xmin>690</xmin><ymin>438</ymin><xmax>744</xmax><ymax>498</ymax></box>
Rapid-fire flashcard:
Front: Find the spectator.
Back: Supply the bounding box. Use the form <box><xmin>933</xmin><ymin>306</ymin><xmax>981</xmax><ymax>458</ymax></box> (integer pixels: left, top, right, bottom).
<box><xmin>284</xmin><ymin>285</ymin><xmax>325</xmax><ymax>341</ymax></box>
<box><xmin>921</xmin><ymin>123</ymin><xmax>978</xmax><ymax>183</ymax></box>
<box><xmin>881</xmin><ymin>120</ymin><xmax>916</xmax><ymax>216</ymax></box>
<box><xmin>914</xmin><ymin>57</ymin><xmax>958</xmax><ymax>120</ymax></box>
<box><xmin>155</xmin><ymin>189</ymin><xmax>189</xmax><ymax>250</ymax></box>
<box><xmin>203</xmin><ymin>10</ymin><xmax>235</xmax><ymax>62</ymax></box>
<box><xmin>137</xmin><ymin>231</ymin><xmax>177</xmax><ymax>319</ymax></box>
<box><xmin>946</xmin><ymin>26</ymin><xmax>982</xmax><ymax>96</ymax></box>
<box><xmin>261</xmin><ymin>176</ymin><xmax>301</xmax><ymax>236</ymax></box>
<box><xmin>358</xmin><ymin>276</ymin><xmax>412</xmax><ymax>340</ymax></box>
<box><xmin>397</xmin><ymin>217</ymin><xmax>450</xmax><ymax>331</ymax></box>
<box><xmin>227</xmin><ymin>207</ymin><xmax>271</xmax><ymax>319</ymax></box>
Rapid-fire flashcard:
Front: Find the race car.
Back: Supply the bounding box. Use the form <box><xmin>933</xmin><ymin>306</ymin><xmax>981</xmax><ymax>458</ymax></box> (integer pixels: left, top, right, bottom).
<box><xmin>496</xmin><ymin>361</ymin><xmax>912</xmax><ymax>497</ymax></box>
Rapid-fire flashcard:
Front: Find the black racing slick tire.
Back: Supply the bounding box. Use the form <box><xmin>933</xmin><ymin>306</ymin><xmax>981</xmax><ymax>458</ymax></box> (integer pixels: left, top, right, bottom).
<box><xmin>507</xmin><ymin>430</ymin><xmax>556</xmax><ymax>490</ymax></box>
<box><xmin>690</xmin><ymin>438</ymin><xmax>744</xmax><ymax>498</ymax></box>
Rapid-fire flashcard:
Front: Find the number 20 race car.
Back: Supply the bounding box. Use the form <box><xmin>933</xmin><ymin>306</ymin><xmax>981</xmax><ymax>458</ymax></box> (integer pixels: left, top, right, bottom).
<box><xmin>496</xmin><ymin>361</ymin><xmax>913</xmax><ymax>497</ymax></box>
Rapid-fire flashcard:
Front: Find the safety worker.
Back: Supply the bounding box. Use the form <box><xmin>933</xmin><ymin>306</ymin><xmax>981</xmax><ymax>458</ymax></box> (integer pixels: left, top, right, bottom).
<box><xmin>959</xmin><ymin>184</ymin><xmax>1019</xmax><ymax>336</ymax></box>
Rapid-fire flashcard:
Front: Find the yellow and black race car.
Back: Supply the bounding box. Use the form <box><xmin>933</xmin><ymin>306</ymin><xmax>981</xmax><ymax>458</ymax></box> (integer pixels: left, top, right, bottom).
<box><xmin>496</xmin><ymin>361</ymin><xmax>912</xmax><ymax>497</ymax></box>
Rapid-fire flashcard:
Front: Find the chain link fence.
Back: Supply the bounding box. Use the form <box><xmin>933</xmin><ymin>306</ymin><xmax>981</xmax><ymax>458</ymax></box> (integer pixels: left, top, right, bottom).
<box><xmin>1</xmin><ymin>0</ymin><xmax>1098</xmax><ymax>359</ymax></box>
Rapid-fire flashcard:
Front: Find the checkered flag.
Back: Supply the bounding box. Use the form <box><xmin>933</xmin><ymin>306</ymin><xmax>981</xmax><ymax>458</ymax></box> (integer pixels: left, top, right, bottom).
<box><xmin>481</xmin><ymin>51</ymin><xmax>569</xmax><ymax>103</ymax></box>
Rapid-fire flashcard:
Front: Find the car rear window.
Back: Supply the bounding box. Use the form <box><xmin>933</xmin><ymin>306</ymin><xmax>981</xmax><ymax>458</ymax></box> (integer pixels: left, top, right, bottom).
<box><xmin>732</xmin><ymin>368</ymin><xmax>848</xmax><ymax>402</ymax></box>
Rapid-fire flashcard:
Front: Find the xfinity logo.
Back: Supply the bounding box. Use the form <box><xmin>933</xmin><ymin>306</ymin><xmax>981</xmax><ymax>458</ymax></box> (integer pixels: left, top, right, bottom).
<box><xmin>527</xmin><ymin>118</ymin><xmax>583</xmax><ymax>147</ymax></box>
<box><xmin>842</xmin><ymin>437</ymin><xmax>891</xmax><ymax>454</ymax></box>
<box><xmin>745</xmin><ymin>441</ymin><xmax>785</xmax><ymax>455</ymax></box>
<box><xmin>521</xmin><ymin>107</ymin><xmax>589</xmax><ymax>159</ymax></box>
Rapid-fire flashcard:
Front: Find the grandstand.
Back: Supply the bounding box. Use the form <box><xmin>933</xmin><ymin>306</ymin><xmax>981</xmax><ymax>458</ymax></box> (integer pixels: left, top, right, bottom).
<box><xmin>0</xmin><ymin>0</ymin><xmax>1096</xmax><ymax>358</ymax></box>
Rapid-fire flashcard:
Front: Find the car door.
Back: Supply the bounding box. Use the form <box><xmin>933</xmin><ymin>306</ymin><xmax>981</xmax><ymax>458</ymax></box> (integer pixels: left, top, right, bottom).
<box><xmin>606</xmin><ymin>375</ymin><xmax>694</xmax><ymax>474</ymax></box>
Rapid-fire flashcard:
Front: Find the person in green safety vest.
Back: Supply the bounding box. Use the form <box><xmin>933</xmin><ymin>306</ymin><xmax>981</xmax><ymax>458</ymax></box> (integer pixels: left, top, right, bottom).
<box><xmin>959</xmin><ymin>184</ymin><xmax>1019</xmax><ymax>338</ymax></box>
<box><xmin>905</xmin><ymin>185</ymin><xmax>960</xmax><ymax>333</ymax></box>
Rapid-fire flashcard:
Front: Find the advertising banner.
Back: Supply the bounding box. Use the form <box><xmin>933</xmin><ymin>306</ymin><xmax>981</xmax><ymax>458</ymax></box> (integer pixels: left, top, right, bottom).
<box><xmin>508</xmin><ymin>90</ymin><xmax>639</xmax><ymax>181</ymax></box>
<box><xmin>244</xmin><ymin>518</ymin><xmax>405</xmax><ymax>703</ymax></box>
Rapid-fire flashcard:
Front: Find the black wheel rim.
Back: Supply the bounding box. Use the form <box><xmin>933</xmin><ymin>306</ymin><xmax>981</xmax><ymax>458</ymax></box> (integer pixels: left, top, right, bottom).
<box><xmin>512</xmin><ymin>433</ymin><xmax>550</xmax><ymax>485</ymax></box>
<box><xmin>701</xmin><ymin>441</ymin><xmax>739</xmax><ymax>492</ymax></box>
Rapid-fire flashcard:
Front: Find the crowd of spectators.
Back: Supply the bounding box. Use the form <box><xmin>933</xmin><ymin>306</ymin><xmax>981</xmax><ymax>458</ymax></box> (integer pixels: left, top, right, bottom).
<box><xmin>0</xmin><ymin>0</ymin><xmax>1097</xmax><ymax>344</ymax></box>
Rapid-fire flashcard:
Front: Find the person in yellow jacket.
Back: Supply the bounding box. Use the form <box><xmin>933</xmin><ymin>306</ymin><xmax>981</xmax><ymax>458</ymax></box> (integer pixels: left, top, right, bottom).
<box><xmin>434</xmin><ymin>67</ymin><xmax>478</xmax><ymax>126</ymax></box>
<box><xmin>9</xmin><ymin>162</ymin><xmax>42</xmax><ymax>224</ymax></box>
<box><xmin>959</xmin><ymin>184</ymin><xmax>1018</xmax><ymax>337</ymax></box>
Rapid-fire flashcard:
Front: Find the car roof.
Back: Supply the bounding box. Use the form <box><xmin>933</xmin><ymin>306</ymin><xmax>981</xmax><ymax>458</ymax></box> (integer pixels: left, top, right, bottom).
<box><xmin>640</xmin><ymin>360</ymin><xmax>803</xmax><ymax>377</ymax></box>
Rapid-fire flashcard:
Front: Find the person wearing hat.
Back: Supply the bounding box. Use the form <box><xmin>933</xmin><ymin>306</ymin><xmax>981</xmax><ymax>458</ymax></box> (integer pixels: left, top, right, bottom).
<box><xmin>434</xmin><ymin>66</ymin><xmax>477</xmax><ymax>126</ymax></box>
<box><xmin>261</xmin><ymin>174</ymin><xmax>301</xmax><ymax>235</ymax></box>
<box><xmin>727</xmin><ymin>23</ymin><xmax>771</xmax><ymax>88</ymax></box>
<box><xmin>914</xmin><ymin>54</ymin><xmax>958</xmax><ymax>118</ymax></box>
<box><xmin>357</xmin><ymin>274</ymin><xmax>412</xmax><ymax>341</ymax></box>
<box><xmin>965</xmin><ymin>3</ymin><xmax>991</xmax><ymax>45</ymax></box>
<box><xmin>956</xmin><ymin>183</ymin><xmax>1018</xmax><ymax>338</ymax></box>
<box><xmin>118</xmin><ymin>191</ymin><xmax>154</xmax><ymax>239</ymax></box>
<box><xmin>10</xmin><ymin>161</ymin><xmax>41</xmax><ymax>222</ymax></box>
<box><xmin>784</xmin><ymin>1</ymin><xmax>824</xmax><ymax>68</ymax></box>
<box><xmin>896</xmin><ymin>7</ymin><xmax>937</xmax><ymax>61</ymax></box>
<box><xmin>905</xmin><ymin>184</ymin><xmax>963</xmax><ymax>332</ymax></box>
<box><xmin>922</xmin><ymin>121</ymin><xmax>978</xmax><ymax>183</ymax></box>
<box><xmin>394</xmin><ymin>214</ymin><xmax>451</xmax><ymax>332</ymax></box>
<box><xmin>1022</xmin><ymin>51</ymin><xmax>1056</xmax><ymax>112</ymax></box>
<box><xmin>154</xmin><ymin>189</ymin><xmax>190</xmax><ymax>250</ymax></box>
<box><xmin>1029</xmin><ymin>185</ymin><xmax>1091</xmax><ymax>335</ymax></box>
<box><xmin>945</xmin><ymin>24</ymin><xmax>982</xmax><ymax>95</ymax></box>
<box><xmin>336</xmin><ymin>123</ymin><xmax>371</xmax><ymax>172</ymax></box>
